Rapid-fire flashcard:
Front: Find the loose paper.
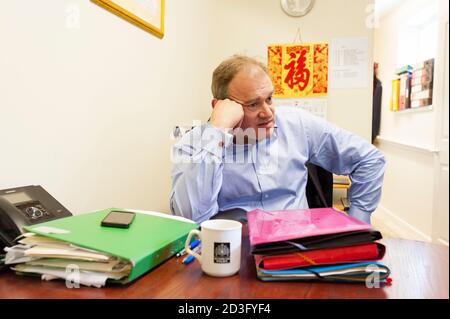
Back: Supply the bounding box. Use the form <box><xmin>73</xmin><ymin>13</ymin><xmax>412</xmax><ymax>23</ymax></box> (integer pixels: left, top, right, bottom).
<box><xmin>329</xmin><ymin>37</ymin><xmax>369</xmax><ymax>89</ymax></box>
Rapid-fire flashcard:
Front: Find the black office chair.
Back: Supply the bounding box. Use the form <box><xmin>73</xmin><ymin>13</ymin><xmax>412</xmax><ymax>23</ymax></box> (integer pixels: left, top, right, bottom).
<box><xmin>305</xmin><ymin>163</ymin><xmax>333</xmax><ymax>209</ymax></box>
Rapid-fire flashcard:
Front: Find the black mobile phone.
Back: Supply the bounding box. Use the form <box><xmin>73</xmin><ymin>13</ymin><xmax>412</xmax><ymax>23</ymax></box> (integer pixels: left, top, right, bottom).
<box><xmin>101</xmin><ymin>211</ymin><xmax>135</xmax><ymax>229</ymax></box>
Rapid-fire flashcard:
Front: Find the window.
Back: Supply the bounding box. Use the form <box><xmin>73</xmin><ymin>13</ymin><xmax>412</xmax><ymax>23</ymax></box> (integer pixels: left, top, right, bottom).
<box><xmin>397</xmin><ymin>0</ymin><xmax>439</xmax><ymax>67</ymax></box>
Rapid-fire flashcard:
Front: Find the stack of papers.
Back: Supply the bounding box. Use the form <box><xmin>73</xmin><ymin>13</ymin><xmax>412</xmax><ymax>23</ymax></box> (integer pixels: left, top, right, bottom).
<box><xmin>247</xmin><ymin>208</ymin><xmax>391</xmax><ymax>284</ymax></box>
<box><xmin>5</xmin><ymin>233</ymin><xmax>132</xmax><ymax>287</ymax></box>
<box><xmin>3</xmin><ymin>208</ymin><xmax>198</xmax><ymax>288</ymax></box>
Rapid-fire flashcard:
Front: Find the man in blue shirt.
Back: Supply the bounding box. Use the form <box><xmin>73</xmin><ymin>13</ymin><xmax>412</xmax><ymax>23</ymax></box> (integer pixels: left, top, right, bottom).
<box><xmin>170</xmin><ymin>55</ymin><xmax>386</xmax><ymax>224</ymax></box>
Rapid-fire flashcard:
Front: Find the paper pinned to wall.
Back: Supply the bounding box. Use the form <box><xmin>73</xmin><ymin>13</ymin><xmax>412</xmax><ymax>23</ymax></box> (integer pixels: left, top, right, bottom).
<box><xmin>329</xmin><ymin>37</ymin><xmax>369</xmax><ymax>89</ymax></box>
<box><xmin>274</xmin><ymin>98</ymin><xmax>328</xmax><ymax>120</ymax></box>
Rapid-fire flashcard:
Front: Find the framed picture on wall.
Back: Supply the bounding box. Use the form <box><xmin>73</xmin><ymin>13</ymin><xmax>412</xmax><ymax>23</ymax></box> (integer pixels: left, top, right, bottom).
<box><xmin>91</xmin><ymin>0</ymin><xmax>164</xmax><ymax>38</ymax></box>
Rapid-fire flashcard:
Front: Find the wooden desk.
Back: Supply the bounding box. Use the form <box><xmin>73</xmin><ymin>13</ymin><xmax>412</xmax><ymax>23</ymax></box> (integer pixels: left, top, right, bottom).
<box><xmin>0</xmin><ymin>227</ymin><xmax>448</xmax><ymax>299</ymax></box>
<box><xmin>333</xmin><ymin>175</ymin><xmax>351</xmax><ymax>211</ymax></box>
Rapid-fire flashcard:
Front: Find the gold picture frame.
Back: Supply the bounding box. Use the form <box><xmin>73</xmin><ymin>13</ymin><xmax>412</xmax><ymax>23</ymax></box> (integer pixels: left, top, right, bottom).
<box><xmin>92</xmin><ymin>0</ymin><xmax>164</xmax><ymax>38</ymax></box>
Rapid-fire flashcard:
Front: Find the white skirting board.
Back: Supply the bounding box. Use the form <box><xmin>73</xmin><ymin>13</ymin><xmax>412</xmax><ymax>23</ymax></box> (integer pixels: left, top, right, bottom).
<box><xmin>372</xmin><ymin>205</ymin><xmax>433</xmax><ymax>243</ymax></box>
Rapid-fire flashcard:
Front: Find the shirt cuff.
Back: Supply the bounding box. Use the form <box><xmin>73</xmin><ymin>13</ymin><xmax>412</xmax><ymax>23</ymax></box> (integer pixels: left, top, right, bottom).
<box><xmin>200</xmin><ymin>124</ymin><xmax>233</xmax><ymax>159</ymax></box>
<box><xmin>348</xmin><ymin>206</ymin><xmax>372</xmax><ymax>225</ymax></box>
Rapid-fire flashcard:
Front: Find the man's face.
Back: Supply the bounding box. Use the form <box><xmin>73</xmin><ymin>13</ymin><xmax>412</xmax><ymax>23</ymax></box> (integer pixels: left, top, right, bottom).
<box><xmin>227</xmin><ymin>66</ymin><xmax>276</xmax><ymax>141</ymax></box>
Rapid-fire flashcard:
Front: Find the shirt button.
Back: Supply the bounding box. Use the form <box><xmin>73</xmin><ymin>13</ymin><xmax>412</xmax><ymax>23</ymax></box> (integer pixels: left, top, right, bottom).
<box><xmin>264</xmin><ymin>194</ymin><xmax>269</xmax><ymax>199</ymax></box>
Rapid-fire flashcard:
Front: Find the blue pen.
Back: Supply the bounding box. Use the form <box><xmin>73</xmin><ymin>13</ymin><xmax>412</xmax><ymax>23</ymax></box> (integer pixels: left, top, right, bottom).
<box><xmin>190</xmin><ymin>239</ymin><xmax>201</xmax><ymax>250</ymax></box>
<box><xmin>182</xmin><ymin>245</ymin><xmax>201</xmax><ymax>265</ymax></box>
<box><xmin>176</xmin><ymin>239</ymin><xmax>201</xmax><ymax>257</ymax></box>
<box><xmin>182</xmin><ymin>254</ymin><xmax>195</xmax><ymax>265</ymax></box>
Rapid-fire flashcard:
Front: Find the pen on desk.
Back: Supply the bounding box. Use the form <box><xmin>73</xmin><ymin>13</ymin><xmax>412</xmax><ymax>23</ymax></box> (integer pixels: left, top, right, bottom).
<box><xmin>176</xmin><ymin>239</ymin><xmax>200</xmax><ymax>257</ymax></box>
<box><xmin>177</xmin><ymin>239</ymin><xmax>200</xmax><ymax>257</ymax></box>
<box><xmin>182</xmin><ymin>254</ymin><xmax>195</xmax><ymax>265</ymax></box>
<box><xmin>182</xmin><ymin>245</ymin><xmax>201</xmax><ymax>265</ymax></box>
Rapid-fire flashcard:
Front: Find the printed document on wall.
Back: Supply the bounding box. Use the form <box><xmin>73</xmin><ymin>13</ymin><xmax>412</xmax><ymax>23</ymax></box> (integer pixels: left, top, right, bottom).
<box><xmin>274</xmin><ymin>98</ymin><xmax>327</xmax><ymax>120</ymax></box>
<box><xmin>329</xmin><ymin>37</ymin><xmax>369</xmax><ymax>89</ymax></box>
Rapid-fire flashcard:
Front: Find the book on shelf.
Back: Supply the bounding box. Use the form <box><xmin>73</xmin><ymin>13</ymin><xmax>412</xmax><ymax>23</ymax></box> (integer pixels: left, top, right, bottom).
<box><xmin>411</xmin><ymin>98</ymin><xmax>432</xmax><ymax>108</ymax></box>
<box><xmin>399</xmin><ymin>73</ymin><xmax>411</xmax><ymax>110</ymax></box>
<box><xmin>390</xmin><ymin>79</ymin><xmax>400</xmax><ymax>112</ymax></box>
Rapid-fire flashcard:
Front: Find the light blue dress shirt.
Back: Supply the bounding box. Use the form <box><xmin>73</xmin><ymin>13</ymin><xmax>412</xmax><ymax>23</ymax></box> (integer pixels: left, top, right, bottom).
<box><xmin>170</xmin><ymin>107</ymin><xmax>386</xmax><ymax>224</ymax></box>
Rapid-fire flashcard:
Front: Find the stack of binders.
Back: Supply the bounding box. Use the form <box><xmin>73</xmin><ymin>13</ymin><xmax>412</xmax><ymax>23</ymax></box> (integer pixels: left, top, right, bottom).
<box><xmin>4</xmin><ymin>208</ymin><xmax>198</xmax><ymax>287</ymax></box>
<box><xmin>247</xmin><ymin>208</ymin><xmax>391</xmax><ymax>284</ymax></box>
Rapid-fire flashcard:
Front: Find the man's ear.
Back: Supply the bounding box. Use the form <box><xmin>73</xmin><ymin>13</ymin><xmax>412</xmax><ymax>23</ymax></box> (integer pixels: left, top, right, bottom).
<box><xmin>211</xmin><ymin>98</ymin><xmax>218</xmax><ymax>108</ymax></box>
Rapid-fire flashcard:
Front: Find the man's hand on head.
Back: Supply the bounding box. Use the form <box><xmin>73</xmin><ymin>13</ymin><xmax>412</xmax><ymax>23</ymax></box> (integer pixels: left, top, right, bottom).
<box><xmin>209</xmin><ymin>99</ymin><xmax>244</xmax><ymax>133</ymax></box>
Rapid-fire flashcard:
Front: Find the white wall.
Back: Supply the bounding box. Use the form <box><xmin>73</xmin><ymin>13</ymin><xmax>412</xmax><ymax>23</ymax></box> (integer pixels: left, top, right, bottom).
<box><xmin>0</xmin><ymin>0</ymin><xmax>216</xmax><ymax>214</ymax></box>
<box><xmin>373</xmin><ymin>142</ymin><xmax>435</xmax><ymax>240</ymax></box>
<box><xmin>0</xmin><ymin>0</ymin><xmax>374</xmax><ymax>215</ymax></box>
<box><xmin>373</xmin><ymin>0</ymin><xmax>448</xmax><ymax>241</ymax></box>
<box><xmin>375</xmin><ymin>0</ymin><xmax>439</xmax><ymax>149</ymax></box>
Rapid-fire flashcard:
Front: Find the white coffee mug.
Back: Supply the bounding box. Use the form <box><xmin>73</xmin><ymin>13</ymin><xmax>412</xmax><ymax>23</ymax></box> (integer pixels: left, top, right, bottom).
<box><xmin>185</xmin><ymin>219</ymin><xmax>242</xmax><ymax>277</ymax></box>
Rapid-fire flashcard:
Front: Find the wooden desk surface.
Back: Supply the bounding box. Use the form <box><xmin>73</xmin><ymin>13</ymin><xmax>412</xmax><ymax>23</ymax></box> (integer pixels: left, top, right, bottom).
<box><xmin>0</xmin><ymin>227</ymin><xmax>448</xmax><ymax>299</ymax></box>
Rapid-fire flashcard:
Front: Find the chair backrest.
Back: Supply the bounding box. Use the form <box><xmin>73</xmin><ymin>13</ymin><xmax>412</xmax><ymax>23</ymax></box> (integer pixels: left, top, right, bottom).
<box><xmin>305</xmin><ymin>163</ymin><xmax>333</xmax><ymax>208</ymax></box>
